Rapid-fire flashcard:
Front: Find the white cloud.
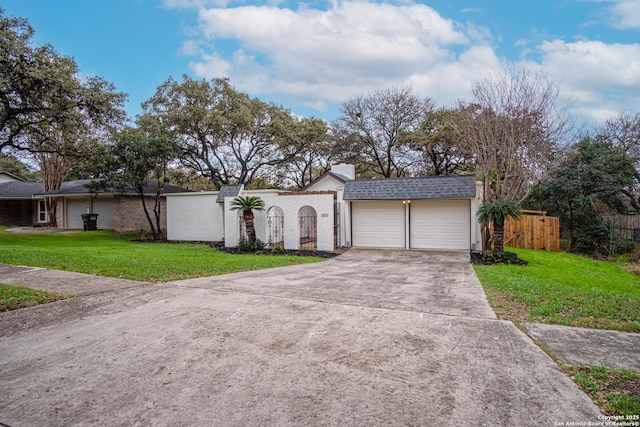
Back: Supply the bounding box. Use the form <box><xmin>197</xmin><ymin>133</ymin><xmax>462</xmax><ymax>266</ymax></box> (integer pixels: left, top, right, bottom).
<box><xmin>534</xmin><ymin>39</ymin><xmax>640</xmax><ymax>124</ymax></box>
<box><xmin>538</xmin><ymin>40</ymin><xmax>640</xmax><ymax>90</ymax></box>
<box><xmin>408</xmin><ymin>44</ymin><xmax>502</xmax><ymax>107</ymax></box>
<box><xmin>607</xmin><ymin>0</ymin><xmax>640</xmax><ymax>29</ymax></box>
<box><xmin>178</xmin><ymin>40</ymin><xmax>203</xmax><ymax>56</ymax></box>
<box><xmin>173</xmin><ymin>0</ymin><xmax>639</xmax><ymax>126</ymax></box>
<box><xmin>188</xmin><ymin>1</ymin><xmax>479</xmax><ymax>109</ymax></box>
<box><xmin>189</xmin><ymin>52</ymin><xmax>233</xmax><ymax>77</ymax></box>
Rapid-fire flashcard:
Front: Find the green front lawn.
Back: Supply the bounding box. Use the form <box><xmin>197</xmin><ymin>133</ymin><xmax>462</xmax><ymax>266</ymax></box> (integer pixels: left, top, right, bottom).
<box><xmin>473</xmin><ymin>248</ymin><xmax>640</xmax><ymax>333</ymax></box>
<box><xmin>0</xmin><ymin>230</ymin><xmax>324</xmax><ymax>282</ymax></box>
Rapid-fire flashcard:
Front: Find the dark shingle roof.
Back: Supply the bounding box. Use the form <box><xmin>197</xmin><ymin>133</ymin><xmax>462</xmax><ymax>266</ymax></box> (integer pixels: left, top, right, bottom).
<box><xmin>343</xmin><ymin>175</ymin><xmax>477</xmax><ymax>200</ymax></box>
<box><xmin>34</xmin><ymin>180</ymin><xmax>192</xmax><ymax>196</ymax></box>
<box><xmin>1</xmin><ymin>179</ymin><xmax>192</xmax><ymax>199</ymax></box>
<box><xmin>0</xmin><ymin>181</ymin><xmax>45</xmax><ymax>199</ymax></box>
<box><xmin>216</xmin><ymin>185</ymin><xmax>243</xmax><ymax>203</ymax></box>
<box><xmin>40</xmin><ymin>179</ymin><xmax>95</xmax><ymax>195</ymax></box>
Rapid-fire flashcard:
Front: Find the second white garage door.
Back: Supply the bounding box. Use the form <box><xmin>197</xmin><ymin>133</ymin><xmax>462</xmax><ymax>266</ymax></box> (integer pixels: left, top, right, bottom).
<box><xmin>351</xmin><ymin>199</ymin><xmax>470</xmax><ymax>250</ymax></box>
<box><xmin>410</xmin><ymin>199</ymin><xmax>470</xmax><ymax>250</ymax></box>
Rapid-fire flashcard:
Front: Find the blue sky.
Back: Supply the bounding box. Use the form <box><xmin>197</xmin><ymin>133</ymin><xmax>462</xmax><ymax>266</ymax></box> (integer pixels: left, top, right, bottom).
<box><xmin>4</xmin><ymin>0</ymin><xmax>639</xmax><ymax>128</ymax></box>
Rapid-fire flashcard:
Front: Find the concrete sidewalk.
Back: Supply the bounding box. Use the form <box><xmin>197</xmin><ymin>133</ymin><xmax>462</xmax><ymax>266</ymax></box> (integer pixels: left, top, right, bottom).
<box><xmin>523</xmin><ymin>323</ymin><xmax>640</xmax><ymax>371</ymax></box>
<box><xmin>0</xmin><ymin>263</ymin><xmax>151</xmax><ymax>296</ymax></box>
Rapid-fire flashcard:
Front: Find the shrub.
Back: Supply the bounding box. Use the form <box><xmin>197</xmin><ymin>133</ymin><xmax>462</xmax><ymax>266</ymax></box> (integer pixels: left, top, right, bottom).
<box><xmin>237</xmin><ymin>239</ymin><xmax>266</xmax><ymax>252</ymax></box>
<box><xmin>478</xmin><ymin>250</ymin><xmax>528</xmax><ymax>266</ymax></box>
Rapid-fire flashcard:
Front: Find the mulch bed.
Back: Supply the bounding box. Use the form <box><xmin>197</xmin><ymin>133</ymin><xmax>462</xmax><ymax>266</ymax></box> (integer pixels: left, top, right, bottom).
<box><xmin>471</xmin><ymin>251</ymin><xmax>528</xmax><ymax>266</ymax></box>
<box><xmin>210</xmin><ymin>243</ymin><xmax>339</xmax><ymax>258</ymax></box>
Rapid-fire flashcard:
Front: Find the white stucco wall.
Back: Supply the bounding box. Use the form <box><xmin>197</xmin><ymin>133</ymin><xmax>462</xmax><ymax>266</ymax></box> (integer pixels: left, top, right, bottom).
<box><xmin>305</xmin><ymin>176</ymin><xmax>350</xmax><ymax>248</ymax></box>
<box><xmin>166</xmin><ymin>192</ymin><xmax>225</xmax><ymax>242</ymax></box>
<box><xmin>224</xmin><ymin>191</ymin><xmax>335</xmax><ymax>251</ymax></box>
<box><xmin>471</xmin><ymin>181</ymin><xmax>483</xmax><ymax>252</ymax></box>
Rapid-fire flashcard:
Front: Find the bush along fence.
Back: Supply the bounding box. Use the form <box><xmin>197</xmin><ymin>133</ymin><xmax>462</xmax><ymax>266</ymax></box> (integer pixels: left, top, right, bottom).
<box><xmin>499</xmin><ymin>210</ymin><xmax>560</xmax><ymax>252</ymax></box>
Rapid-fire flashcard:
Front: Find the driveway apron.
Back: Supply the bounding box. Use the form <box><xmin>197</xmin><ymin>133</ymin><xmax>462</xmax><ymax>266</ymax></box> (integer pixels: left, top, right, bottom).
<box><xmin>0</xmin><ymin>249</ymin><xmax>601</xmax><ymax>426</ymax></box>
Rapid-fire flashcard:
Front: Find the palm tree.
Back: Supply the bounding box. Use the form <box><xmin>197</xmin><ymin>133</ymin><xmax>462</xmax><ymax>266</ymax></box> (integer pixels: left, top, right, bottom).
<box><xmin>230</xmin><ymin>196</ymin><xmax>265</xmax><ymax>243</ymax></box>
<box><xmin>477</xmin><ymin>200</ymin><xmax>523</xmax><ymax>253</ymax></box>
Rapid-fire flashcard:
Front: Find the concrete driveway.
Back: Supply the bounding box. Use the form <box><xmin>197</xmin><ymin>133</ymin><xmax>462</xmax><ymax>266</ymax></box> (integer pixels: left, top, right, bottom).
<box><xmin>0</xmin><ymin>249</ymin><xmax>600</xmax><ymax>426</ymax></box>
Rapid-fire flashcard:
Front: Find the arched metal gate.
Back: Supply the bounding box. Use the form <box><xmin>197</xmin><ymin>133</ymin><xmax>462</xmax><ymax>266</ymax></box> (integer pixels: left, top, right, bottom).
<box><xmin>267</xmin><ymin>206</ymin><xmax>284</xmax><ymax>248</ymax></box>
<box><xmin>298</xmin><ymin>205</ymin><xmax>317</xmax><ymax>250</ymax></box>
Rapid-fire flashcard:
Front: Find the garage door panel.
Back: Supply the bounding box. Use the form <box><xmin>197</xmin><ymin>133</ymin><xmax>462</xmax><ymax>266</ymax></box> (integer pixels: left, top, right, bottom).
<box><xmin>92</xmin><ymin>198</ymin><xmax>114</xmax><ymax>230</ymax></box>
<box><xmin>66</xmin><ymin>199</ymin><xmax>88</xmax><ymax>229</ymax></box>
<box><xmin>410</xmin><ymin>200</ymin><xmax>470</xmax><ymax>250</ymax></box>
<box><xmin>352</xmin><ymin>201</ymin><xmax>405</xmax><ymax>248</ymax></box>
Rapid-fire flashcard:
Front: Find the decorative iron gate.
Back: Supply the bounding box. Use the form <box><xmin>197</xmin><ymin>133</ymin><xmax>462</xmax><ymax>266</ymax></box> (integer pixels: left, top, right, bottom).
<box><xmin>267</xmin><ymin>206</ymin><xmax>284</xmax><ymax>248</ymax></box>
<box><xmin>298</xmin><ymin>205</ymin><xmax>317</xmax><ymax>250</ymax></box>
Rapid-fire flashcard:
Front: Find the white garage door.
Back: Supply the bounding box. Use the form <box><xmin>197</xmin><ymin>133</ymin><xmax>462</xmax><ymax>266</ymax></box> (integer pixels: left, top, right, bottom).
<box><xmin>66</xmin><ymin>198</ymin><xmax>90</xmax><ymax>229</ymax></box>
<box><xmin>92</xmin><ymin>198</ymin><xmax>115</xmax><ymax>230</ymax></box>
<box><xmin>410</xmin><ymin>199</ymin><xmax>470</xmax><ymax>250</ymax></box>
<box><xmin>351</xmin><ymin>201</ymin><xmax>405</xmax><ymax>248</ymax></box>
<box><xmin>65</xmin><ymin>197</ymin><xmax>114</xmax><ymax>230</ymax></box>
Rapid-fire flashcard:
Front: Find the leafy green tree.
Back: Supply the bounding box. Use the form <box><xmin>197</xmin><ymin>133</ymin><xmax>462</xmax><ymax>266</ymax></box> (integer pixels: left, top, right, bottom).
<box><xmin>528</xmin><ymin>137</ymin><xmax>639</xmax><ymax>254</ymax></box>
<box><xmin>90</xmin><ymin>126</ymin><xmax>180</xmax><ymax>241</ymax></box>
<box><xmin>0</xmin><ymin>153</ymin><xmax>37</xmax><ymax>180</ymax></box>
<box><xmin>141</xmin><ymin>76</ymin><xmax>298</xmax><ymax>190</ymax></box>
<box><xmin>32</xmin><ymin>77</ymin><xmax>126</xmax><ymax>225</ymax></box>
<box><xmin>1</xmin><ymin>9</ymin><xmax>123</xmax><ymax>153</ymax></box>
<box><xmin>278</xmin><ymin>117</ymin><xmax>331</xmax><ymax>189</ymax></box>
<box><xmin>403</xmin><ymin>108</ymin><xmax>471</xmax><ymax>176</ymax></box>
<box><xmin>477</xmin><ymin>200</ymin><xmax>523</xmax><ymax>254</ymax></box>
<box><xmin>230</xmin><ymin>196</ymin><xmax>265</xmax><ymax>244</ymax></box>
<box><xmin>0</xmin><ymin>9</ymin><xmax>127</xmax><ymax>224</ymax></box>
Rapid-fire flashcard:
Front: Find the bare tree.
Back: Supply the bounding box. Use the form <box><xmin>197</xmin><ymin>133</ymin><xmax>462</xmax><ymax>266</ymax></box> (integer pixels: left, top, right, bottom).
<box><xmin>336</xmin><ymin>86</ymin><xmax>433</xmax><ymax>178</ymax></box>
<box><xmin>598</xmin><ymin>112</ymin><xmax>640</xmax><ymax>162</ymax></box>
<box><xmin>455</xmin><ymin>65</ymin><xmax>570</xmax><ymax>204</ymax></box>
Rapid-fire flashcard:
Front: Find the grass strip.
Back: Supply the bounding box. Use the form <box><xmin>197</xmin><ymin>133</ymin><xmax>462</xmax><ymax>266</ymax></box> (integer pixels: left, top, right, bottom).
<box><xmin>0</xmin><ymin>283</ymin><xmax>73</xmax><ymax>311</ymax></box>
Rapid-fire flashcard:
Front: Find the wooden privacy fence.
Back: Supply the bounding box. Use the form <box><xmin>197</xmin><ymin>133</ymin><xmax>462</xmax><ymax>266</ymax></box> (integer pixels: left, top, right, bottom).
<box><xmin>500</xmin><ymin>210</ymin><xmax>560</xmax><ymax>252</ymax></box>
<box><xmin>605</xmin><ymin>213</ymin><xmax>640</xmax><ymax>241</ymax></box>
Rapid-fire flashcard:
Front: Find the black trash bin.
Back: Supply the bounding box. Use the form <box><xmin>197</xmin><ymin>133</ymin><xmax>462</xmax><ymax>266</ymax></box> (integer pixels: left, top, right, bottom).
<box><xmin>81</xmin><ymin>213</ymin><xmax>99</xmax><ymax>231</ymax></box>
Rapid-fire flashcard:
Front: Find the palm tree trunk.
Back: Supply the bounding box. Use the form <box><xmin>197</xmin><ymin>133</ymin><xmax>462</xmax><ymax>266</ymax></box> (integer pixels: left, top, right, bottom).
<box><xmin>243</xmin><ymin>211</ymin><xmax>256</xmax><ymax>242</ymax></box>
<box><xmin>494</xmin><ymin>222</ymin><xmax>505</xmax><ymax>253</ymax></box>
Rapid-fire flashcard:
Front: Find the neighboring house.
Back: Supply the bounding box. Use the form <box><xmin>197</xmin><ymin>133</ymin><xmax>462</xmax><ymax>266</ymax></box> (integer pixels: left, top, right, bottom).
<box><xmin>33</xmin><ymin>180</ymin><xmax>191</xmax><ymax>232</ymax></box>
<box><xmin>0</xmin><ymin>172</ymin><xmax>47</xmax><ymax>226</ymax></box>
<box><xmin>0</xmin><ymin>172</ymin><xmax>191</xmax><ymax>233</ymax></box>
<box><xmin>166</xmin><ymin>163</ymin><xmax>483</xmax><ymax>252</ymax></box>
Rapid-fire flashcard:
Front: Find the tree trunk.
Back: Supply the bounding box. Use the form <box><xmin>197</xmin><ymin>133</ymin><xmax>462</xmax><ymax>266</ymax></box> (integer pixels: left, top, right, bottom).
<box><xmin>138</xmin><ymin>192</ymin><xmax>161</xmax><ymax>241</ymax></box>
<box><xmin>243</xmin><ymin>211</ymin><xmax>256</xmax><ymax>242</ymax></box>
<box><xmin>45</xmin><ymin>197</ymin><xmax>58</xmax><ymax>227</ymax></box>
<box><xmin>494</xmin><ymin>222</ymin><xmax>505</xmax><ymax>253</ymax></box>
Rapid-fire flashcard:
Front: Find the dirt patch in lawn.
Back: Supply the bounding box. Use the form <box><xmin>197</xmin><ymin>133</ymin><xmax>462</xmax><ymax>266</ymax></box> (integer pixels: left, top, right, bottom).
<box><xmin>482</xmin><ymin>288</ymin><xmax>531</xmax><ymax>323</ymax></box>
